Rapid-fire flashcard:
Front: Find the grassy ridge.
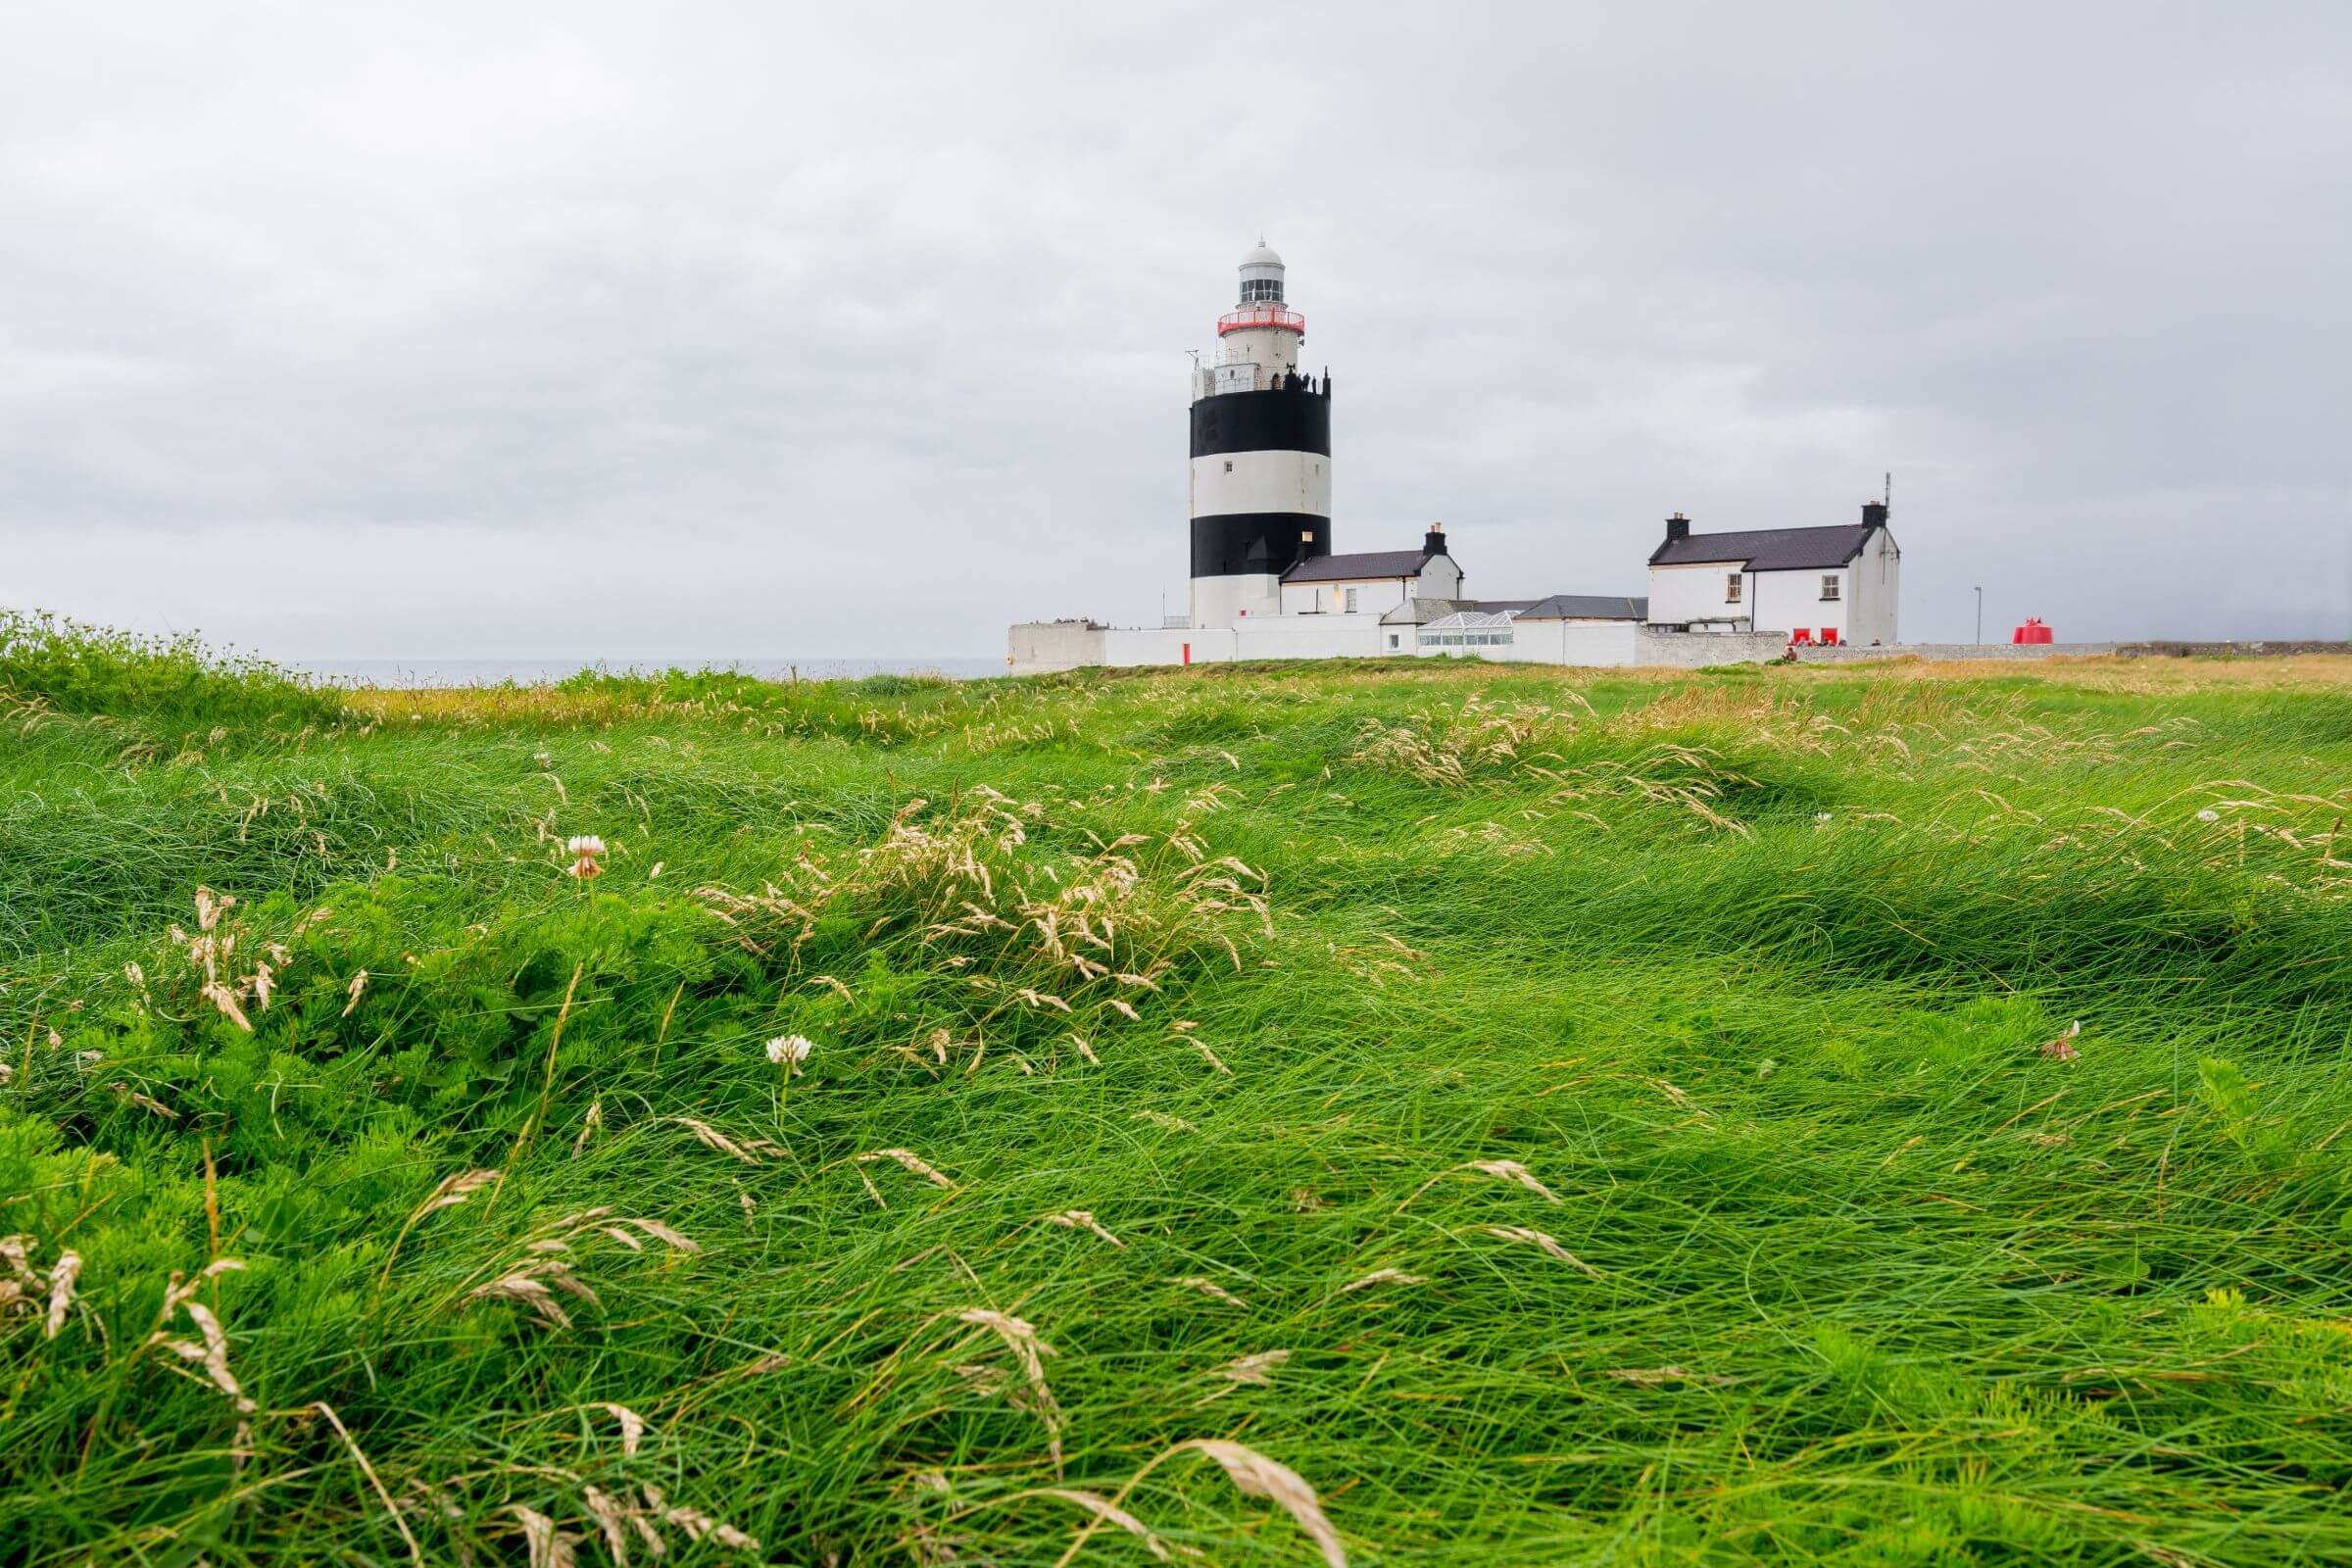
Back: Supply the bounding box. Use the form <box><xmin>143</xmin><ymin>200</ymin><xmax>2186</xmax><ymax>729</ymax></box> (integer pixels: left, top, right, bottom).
<box><xmin>3</xmin><ymin>640</ymin><xmax>2350</xmax><ymax>1565</ymax></box>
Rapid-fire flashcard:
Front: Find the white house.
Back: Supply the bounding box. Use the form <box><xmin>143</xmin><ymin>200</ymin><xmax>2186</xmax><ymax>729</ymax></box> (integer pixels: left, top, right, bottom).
<box><xmin>1277</xmin><ymin>526</ymin><xmax>1463</xmax><ymax>616</ymax></box>
<box><xmin>1645</xmin><ymin>504</ymin><xmax>1900</xmax><ymax>645</ymax></box>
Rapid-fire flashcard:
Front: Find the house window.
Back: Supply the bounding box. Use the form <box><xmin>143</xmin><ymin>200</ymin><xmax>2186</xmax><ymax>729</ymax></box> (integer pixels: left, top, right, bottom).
<box><xmin>1223</xmin><ymin>460</ymin><xmax>1233</xmax><ymax>472</ymax></box>
<box><xmin>1388</xmin><ymin>634</ymin><xmax>1399</xmax><ymax>649</ymax></box>
<box><xmin>1725</xmin><ymin>573</ymin><xmax>1742</xmax><ymax>604</ymax></box>
<box><xmin>1345</xmin><ymin>587</ymin><xmax>1358</xmax><ymax>612</ymax></box>
<box><xmin>1820</xmin><ymin>575</ymin><xmax>1840</xmax><ymax>601</ymax></box>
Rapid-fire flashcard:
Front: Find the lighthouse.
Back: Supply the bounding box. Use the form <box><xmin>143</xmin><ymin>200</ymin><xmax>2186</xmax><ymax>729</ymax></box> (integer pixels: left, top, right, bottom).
<box><xmin>1188</xmin><ymin>241</ymin><xmax>1332</xmax><ymax>628</ymax></box>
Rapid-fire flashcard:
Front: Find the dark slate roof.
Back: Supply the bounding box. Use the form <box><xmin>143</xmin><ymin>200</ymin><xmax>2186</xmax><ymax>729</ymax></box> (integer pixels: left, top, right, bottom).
<box><xmin>1465</xmin><ymin>599</ymin><xmax>1542</xmax><ymax>613</ymax></box>
<box><xmin>1650</xmin><ymin>524</ymin><xmax>1873</xmax><ymax>570</ymax></box>
<box><xmin>1519</xmin><ymin>594</ymin><xmax>1649</xmax><ymax>621</ymax></box>
<box><xmin>1282</xmin><ymin>549</ymin><xmax>1433</xmax><ymax>583</ymax></box>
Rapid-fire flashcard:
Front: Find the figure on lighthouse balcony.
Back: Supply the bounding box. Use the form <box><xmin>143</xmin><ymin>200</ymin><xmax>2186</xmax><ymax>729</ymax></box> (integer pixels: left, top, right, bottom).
<box><xmin>1187</xmin><ymin>240</ymin><xmax>1333</xmax><ymax>629</ymax></box>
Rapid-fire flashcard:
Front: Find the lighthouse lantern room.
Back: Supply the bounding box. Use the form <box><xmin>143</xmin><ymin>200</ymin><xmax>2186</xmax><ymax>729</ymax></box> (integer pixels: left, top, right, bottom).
<box><xmin>1188</xmin><ymin>241</ymin><xmax>1333</xmax><ymax>629</ymax></box>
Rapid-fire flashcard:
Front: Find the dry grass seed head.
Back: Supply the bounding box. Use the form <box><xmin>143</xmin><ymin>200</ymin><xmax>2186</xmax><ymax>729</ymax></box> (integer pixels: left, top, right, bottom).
<box><xmin>466</xmin><ymin>1268</ymin><xmax>586</xmax><ymax>1331</ymax></box>
<box><xmin>413</xmin><ymin>1169</ymin><xmax>503</xmax><ymax>1222</ymax></box>
<box><xmin>859</xmin><ymin>1148</ymin><xmax>956</xmax><ymax>1188</ymax></box>
<box><xmin>510</xmin><ymin>1504</ymin><xmax>578</xmax><ymax>1568</ymax></box>
<box><xmin>44</xmin><ymin>1250</ymin><xmax>81</xmax><ymax>1338</ymax></box>
<box><xmin>667</xmin><ymin>1115</ymin><xmax>783</xmax><ymax>1163</ymax></box>
<box><xmin>613</xmin><ymin>1216</ymin><xmax>699</xmax><ymax>1252</ymax></box>
<box><xmin>1044</xmin><ymin>1209</ymin><xmax>1124</xmax><ymax>1249</ymax></box>
<box><xmin>588</xmin><ymin>1401</ymin><xmax>649</xmax><ymax>1456</ymax></box>
<box><xmin>579</xmin><ymin>1486</ymin><xmax>631</xmax><ymax>1565</ymax></box>
<box><xmin>1466</xmin><ymin>1159</ymin><xmax>1560</xmax><ymax>1202</ymax></box>
<box><xmin>1173</xmin><ymin>1439</ymin><xmax>1348</xmax><ymax>1568</ymax></box>
<box><xmin>1342</xmin><ymin>1267</ymin><xmax>1428</xmax><ymax>1294</ymax></box>
<box><xmin>1211</xmin><ymin>1349</ymin><xmax>1290</xmax><ymax>1386</ymax></box>
<box><xmin>954</xmin><ymin>1307</ymin><xmax>1064</xmax><ymax>1467</ymax></box>
<box><xmin>1046</xmin><ymin>1490</ymin><xmax>1186</xmax><ymax>1562</ymax></box>
<box><xmin>1485</xmin><ymin>1225</ymin><xmax>1602</xmax><ymax>1276</ymax></box>
<box><xmin>641</xmin><ymin>1485</ymin><xmax>760</xmax><ymax>1550</ymax></box>
<box><xmin>1172</xmin><ymin>1276</ymin><xmax>1247</xmax><ymax>1308</ymax></box>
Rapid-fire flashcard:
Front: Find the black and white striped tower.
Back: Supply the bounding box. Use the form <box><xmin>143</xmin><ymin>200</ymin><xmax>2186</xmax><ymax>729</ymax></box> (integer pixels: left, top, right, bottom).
<box><xmin>1188</xmin><ymin>241</ymin><xmax>1331</xmax><ymax>628</ymax></box>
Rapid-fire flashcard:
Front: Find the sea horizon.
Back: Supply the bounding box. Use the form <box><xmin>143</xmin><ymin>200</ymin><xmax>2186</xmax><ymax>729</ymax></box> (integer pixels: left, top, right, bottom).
<box><xmin>291</xmin><ymin>655</ymin><xmax>1006</xmax><ymax>688</ymax></box>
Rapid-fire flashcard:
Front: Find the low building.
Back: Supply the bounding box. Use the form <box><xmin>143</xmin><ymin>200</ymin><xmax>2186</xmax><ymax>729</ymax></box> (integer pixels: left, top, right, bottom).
<box><xmin>1646</xmin><ymin>504</ymin><xmax>1900</xmax><ymax>645</ymax></box>
<box><xmin>1277</xmin><ymin>529</ymin><xmax>1464</xmax><ymax>616</ymax></box>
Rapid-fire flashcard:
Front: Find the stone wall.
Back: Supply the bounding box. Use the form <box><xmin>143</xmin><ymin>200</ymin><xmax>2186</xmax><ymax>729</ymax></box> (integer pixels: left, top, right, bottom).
<box><xmin>1632</xmin><ymin>629</ymin><xmax>1791</xmax><ymax>667</ymax></box>
<box><xmin>2117</xmin><ymin>640</ymin><xmax>2352</xmax><ymax>659</ymax></box>
<box><xmin>1007</xmin><ymin>620</ymin><xmax>1105</xmax><ymax>674</ymax></box>
<box><xmin>1794</xmin><ymin>642</ymin><xmax>2118</xmax><ymax>664</ymax></box>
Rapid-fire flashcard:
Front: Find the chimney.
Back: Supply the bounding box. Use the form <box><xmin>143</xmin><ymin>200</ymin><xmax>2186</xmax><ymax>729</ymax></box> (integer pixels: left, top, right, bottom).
<box><xmin>1423</xmin><ymin>522</ymin><xmax>1447</xmax><ymax>557</ymax></box>
<box><xmin>1861</xmin><ymin>501</ymin><xmax>1888</xmax><ymax>530</ymax></box>
<box><xmin>1665</xmin><ymin>512</ymin><xmax>1690</xmax><ymax>544</ymax></box>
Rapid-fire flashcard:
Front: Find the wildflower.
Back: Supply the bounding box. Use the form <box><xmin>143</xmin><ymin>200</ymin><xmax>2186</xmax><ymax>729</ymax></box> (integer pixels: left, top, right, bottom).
<box><xmin>2196</xmin><ymin>808</ymin><xmax>2220</xmax><ymax>822</ymax></box>
<box><xmin>2040</xmin><ymin>1020</ymin><xmax>2082</xmax><ymax>1060</ymax></box>
<box><xmin>565</xmin><ymin>834</ymin><xmax>607</xmax><ymax>878</ymax></box>
<box><xmin>1814</xmin><ymin>811</ymin><xmax>1833</xmax><ymax>824</ymax></box>
<box><xmin>766</xmin><ymin>1034</ymin><xmax>813</xmax><ymax>1074</ymax></box>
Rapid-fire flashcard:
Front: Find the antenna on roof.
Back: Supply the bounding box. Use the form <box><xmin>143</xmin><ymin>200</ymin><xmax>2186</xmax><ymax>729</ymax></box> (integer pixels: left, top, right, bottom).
<box><xmin>1885</xmin><ymin>471</ymin><xmax>1892</xmax><ymax>510</ymax></box>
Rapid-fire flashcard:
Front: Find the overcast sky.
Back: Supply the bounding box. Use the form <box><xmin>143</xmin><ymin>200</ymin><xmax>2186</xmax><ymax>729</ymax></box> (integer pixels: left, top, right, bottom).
<box><xmin>3</xmin><ymin>2</ymin><xmax>2346</xmax><ymax>660</ymax></box>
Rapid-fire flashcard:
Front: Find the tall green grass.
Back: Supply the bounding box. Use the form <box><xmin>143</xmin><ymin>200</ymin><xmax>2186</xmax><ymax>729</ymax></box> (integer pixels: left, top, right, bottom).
<box><xmin>0</xmin><ymin>611</ymin><xmax>343</xmax><ymax>731</ymax></box>
<box><xmin>3</xmin><ymin>647</ymin><xmax>2349</xmax><ymax>1565</ymax></box>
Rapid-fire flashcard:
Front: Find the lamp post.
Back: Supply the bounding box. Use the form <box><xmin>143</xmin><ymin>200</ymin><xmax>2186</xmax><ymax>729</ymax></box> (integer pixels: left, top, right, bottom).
<box><xmin>1974</xmin><ymin>585</ymin><xmax>1984</xmax><ymax>646</ymax></box>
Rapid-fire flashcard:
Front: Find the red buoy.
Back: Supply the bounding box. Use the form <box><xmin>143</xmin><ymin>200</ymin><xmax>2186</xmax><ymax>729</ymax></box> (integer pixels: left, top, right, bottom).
<box><xmin>2012</xmin><ymin>617</ymin><xmax>2053</xmax><ymax>645</ymax></box>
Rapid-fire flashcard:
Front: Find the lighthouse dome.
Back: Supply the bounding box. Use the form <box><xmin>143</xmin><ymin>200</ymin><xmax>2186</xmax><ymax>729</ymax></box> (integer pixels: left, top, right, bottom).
<box><xmin>1238</xmin><ymin>239</ymin><xmax>1286</xmax><ymax>305</ymax></box>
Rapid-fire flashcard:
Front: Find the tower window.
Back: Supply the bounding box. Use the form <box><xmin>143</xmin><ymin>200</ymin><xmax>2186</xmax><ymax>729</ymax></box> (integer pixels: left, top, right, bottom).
<box><xmin>1239</xmin><ymin>278</ymin><xmax>1284</xmax><ymax>303</ymax></box>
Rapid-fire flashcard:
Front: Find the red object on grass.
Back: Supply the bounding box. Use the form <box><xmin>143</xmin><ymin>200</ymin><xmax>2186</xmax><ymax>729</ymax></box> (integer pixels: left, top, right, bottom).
<box><xmin>2013</xmin><ymin>617</ymin><xmax>2053</xmax><ymax>645</ymax></box>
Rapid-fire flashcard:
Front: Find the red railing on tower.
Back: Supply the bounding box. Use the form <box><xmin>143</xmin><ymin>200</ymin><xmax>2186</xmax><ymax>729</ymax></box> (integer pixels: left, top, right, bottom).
<box><xmin>1216</xmin><ymin>307</ymin><xmax>1306</xmax><ymax>336</ymax></box>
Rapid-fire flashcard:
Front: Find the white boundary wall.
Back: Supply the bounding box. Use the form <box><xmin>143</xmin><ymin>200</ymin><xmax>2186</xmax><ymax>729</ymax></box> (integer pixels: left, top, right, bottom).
<box><xmin>1013</xmin><ymin>627</ymin><xmax>2127</xmax><ymax>674</ymax></box>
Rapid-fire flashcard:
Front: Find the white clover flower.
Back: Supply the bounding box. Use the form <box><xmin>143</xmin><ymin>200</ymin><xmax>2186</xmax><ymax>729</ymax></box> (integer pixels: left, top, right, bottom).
<box><xmin>766</xmin><ymin>1034</ymin><xmax>813</xmax><ymax>1074</ymax></box>
<box><xmin>564</xmin><ymin>834</ymin><xmax>607</xmax><ymax>878</ymax></box>
<box><xmin>2195</xmin><ymin>808</ymin><xmax>2220</xmax><ymax>822</ymax></box>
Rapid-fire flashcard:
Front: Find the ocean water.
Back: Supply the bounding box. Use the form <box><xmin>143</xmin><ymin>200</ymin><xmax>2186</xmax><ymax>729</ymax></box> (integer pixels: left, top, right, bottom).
<box><xmin>294</xmin><ymin>656</ymin><xmax>1005</xmax><ymax>688</ymax></box>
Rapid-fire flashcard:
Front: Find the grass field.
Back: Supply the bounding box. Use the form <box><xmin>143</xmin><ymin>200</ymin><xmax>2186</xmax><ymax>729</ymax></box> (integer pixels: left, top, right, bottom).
<box><xmin>5</xmin><ymin>615</ymin><xmax>2351</xmax><ymax>1565</ymax></box>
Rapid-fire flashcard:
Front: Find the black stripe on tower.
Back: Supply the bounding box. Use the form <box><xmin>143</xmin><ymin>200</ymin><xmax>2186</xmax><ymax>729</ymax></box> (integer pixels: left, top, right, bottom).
<box><xmin>1191</xmin><ymin>389</ymin><xmax>1331</xmax><ymax>458</ymax></box>
<box><xmin>1191</xmin><ymin>513</ymin><xmax>1331</xmax><ymax>578</ymax></box>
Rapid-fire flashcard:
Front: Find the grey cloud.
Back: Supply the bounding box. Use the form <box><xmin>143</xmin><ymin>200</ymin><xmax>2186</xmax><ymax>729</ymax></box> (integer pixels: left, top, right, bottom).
<box><xmin>2</xmin><ymin>2</ymin><xmax>2345</xmax><ymax>655</ymax></box>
